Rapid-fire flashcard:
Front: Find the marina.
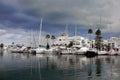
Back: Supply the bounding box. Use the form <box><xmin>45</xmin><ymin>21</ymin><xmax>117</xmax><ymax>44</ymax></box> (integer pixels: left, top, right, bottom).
<box><xmin>5</xmin><ymin>33</ymin><xmax>120</xmax><ymax>56</ymax></box>
<box><xmin>0</xmin><ymin>0</ymin><xmax>120</xmax><ymax>80</ymax></box>
<box><xmin>4</xmin><ymin>12</ymin><xmax>120</xmax><ymax>57</ymax></box>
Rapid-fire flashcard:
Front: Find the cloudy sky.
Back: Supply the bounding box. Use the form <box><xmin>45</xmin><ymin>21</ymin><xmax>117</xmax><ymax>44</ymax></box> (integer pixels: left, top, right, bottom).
<box><xmin>0</xmin><ymin>0</ymin><xmax>120</xmax><ymax>45</ymax></box>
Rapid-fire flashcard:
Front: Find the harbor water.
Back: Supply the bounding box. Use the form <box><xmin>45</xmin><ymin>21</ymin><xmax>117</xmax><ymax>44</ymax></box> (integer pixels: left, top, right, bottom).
<box><xmin>0</xmin><ymin>51</ymin><xmax>120</xmax><ymax>80</ymax></box>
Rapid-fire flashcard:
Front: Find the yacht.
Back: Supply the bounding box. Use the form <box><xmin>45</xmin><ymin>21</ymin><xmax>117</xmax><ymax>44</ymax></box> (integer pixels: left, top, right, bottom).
<box><xmin>98</xmin><ymin>50</ymin><xmax>108</xmax><ymax>55</ymax></box>
<box><xmin>85</xmin><ymin>48</ymin><xmax>98</xmax><ymax>57</ymax></box>
<box><xmin>76</xmin><ymin>47</ymin><xmax>89</xmax><ymax>55</ymax></box>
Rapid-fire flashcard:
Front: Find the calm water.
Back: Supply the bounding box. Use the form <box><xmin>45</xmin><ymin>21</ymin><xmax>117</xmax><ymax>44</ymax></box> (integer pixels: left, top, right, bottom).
<box><xmin>0</xmin><ymin>51</ymin><xmax>120</xmax><ymax>80</ymax></box>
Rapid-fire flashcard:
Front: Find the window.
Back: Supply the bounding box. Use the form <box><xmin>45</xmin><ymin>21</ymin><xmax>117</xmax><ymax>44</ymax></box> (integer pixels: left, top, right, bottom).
<box><xmin>59</xmin><ymin>39</ymin><xmax>62</xmax><ymax>41</ymax></box>
<box><xmin>112</xmin><ymin>43</ymin><xmax>115</xmax><ymax>48</ymax></box>
<box><xmin>82</xmin><ymin>40</ymin><xmax>85</xmax><ymax>43</ymax></box>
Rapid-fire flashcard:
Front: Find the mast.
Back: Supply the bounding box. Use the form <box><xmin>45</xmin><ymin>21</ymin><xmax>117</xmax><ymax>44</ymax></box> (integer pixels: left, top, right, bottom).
<box><xmin>75</xmin><ymin>24</ymin><xmax>77</xmax><ymax>45</ymax></box>
<box><xmin>30</xmin><ymin>29</ymin><xmax>33</xmax><ymax>47</ymax></box>
<box><xmin>33</xmin><ymin>31</ymin><xmax>37</xmax><ymax>48</ymax></box>
<box><xmin>99</xmin><ymin>15</ymin><xmax>103</xmax><ymax>50</ymax></box>
<box><xmin>65</xmin><ymin>24</ymin><xmax>68</xmax><ymax>46</ymax></box>
<box><xmin>65</xmin><ymin>24</ymin><xmax>68</xmax><ymax>36</ymax></box>
<box><xmin>75</xmin><ymin>24</ymin><xmax>77</xmax><ymax>37</ymax></box>
<box><xmin>39</xmin><ymin>18</ymin><xmax>43</xmax><ymax>46</ymax></box>
<box><xmin>100</xmin><ymin>15</ymin><xmax>101</xmax><ymax>29</ymax></box>
<box><xmin>100</xmin><ymin>15</ymin><xmax>101</xmax><ymax>50</ymax></box>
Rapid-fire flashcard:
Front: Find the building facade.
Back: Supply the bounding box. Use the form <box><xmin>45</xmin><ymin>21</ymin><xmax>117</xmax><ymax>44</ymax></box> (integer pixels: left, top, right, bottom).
<box><xmin>54</xmin><ymin>33</ymin><xmax>90</xmax><ymax>48</ymax></box>
<box><xmin>108</xmin><ymin>37</ymin><xmax>120</xmax><ymax>48</ymax></box>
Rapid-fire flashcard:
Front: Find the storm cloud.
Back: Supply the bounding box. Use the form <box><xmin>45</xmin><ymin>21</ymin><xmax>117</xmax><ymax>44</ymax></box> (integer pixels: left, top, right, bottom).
<box><xmin>0</xmin><ymin>0</ymin><xmax>120</xmax><ymax>44</ymax></box>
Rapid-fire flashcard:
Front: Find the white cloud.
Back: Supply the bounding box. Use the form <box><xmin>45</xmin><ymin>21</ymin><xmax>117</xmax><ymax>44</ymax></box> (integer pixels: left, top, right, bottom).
<box><xmin>0</xmin><ymin>28</ymin><xmax>27</xmax><ymax>45</ymax></box>
<box><xmin>0</xmin><ymin>29</ymin><xmax>6</xmax><ymax>33</ymax></box>
<box><xmin>0</xmin><ymin>23</ymin><xmax>48</xmax><ymax>46</ymax></box>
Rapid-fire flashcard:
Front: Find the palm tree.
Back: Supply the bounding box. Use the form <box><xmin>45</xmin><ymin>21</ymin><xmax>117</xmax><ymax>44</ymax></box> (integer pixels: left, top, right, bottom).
<box><xmin>88</xmin><ymin>28</ymin><xmax>93</xmax><ymax>35</ymax></box>
<box><xmin>46</xmin><ymin>34</ymin><xmax>50</xmax><ymax>49</ymax></box>
<box><xmin>88</xmin><ymin>28</ymin><xmax>93</xmax><ymax>48</ymax></box>
<box><xmin>51</xmin><ymin>35</ymin><xmax>56</xmax><ymax>46</ymax></box>
<box><xmin>95</xmin><ymin>28</ymin><xmax>101</xmax><ymax>36</ymax></box>
<box><xmin>46</xmin><ymin>34</ymin><xmax>50</xmax><ymax>42</ymax></box>
<box><xmin>95</xmin><ymin>29</ymin><xmax>102</xmax><ymax>50</ymax></box>
<box><xmin>0</xmin><ymin>43</ymin><xmax>4</xmax><ymax>48</ymax></box>
<box><xmin>68</xmin><ymin>41</ymin><xmax>74</xmax><ymax>48</ymax></box>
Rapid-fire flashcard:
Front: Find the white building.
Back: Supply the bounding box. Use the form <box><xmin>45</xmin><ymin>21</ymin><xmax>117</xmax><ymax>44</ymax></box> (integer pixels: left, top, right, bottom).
<box><xmin>54</xmin><ymin>33</ymin><xmax>69</xmax><ymax>46</ymax></box>
<box><xmin>54</xmin><ymin>33</ymin><xmax>90</xmax><ymax>48</ymax></box>
<box><xmin>108</xmin><ymin>37</ymin><xmax>120</xmax><ymax>48</ymax></box>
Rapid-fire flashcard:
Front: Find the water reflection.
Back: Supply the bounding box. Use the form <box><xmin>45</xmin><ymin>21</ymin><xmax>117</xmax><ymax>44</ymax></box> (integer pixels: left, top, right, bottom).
<box><xmin>87</xmin><ymin>58</ymin><xmax>93</xmax><ymax>78</ymax></box>
<box><xmin>0</xmin><ymin>52</ymin><xmax>120</xmax><ymax>80</ymax></box>
<box><xmin>0</xmin><ymin>51</ymin><xmax>3</xmax><ymax>57</ymax></box>
<box><xmin>95</xmin><ymin>58</ymin><xmax>102</xmax><ymax>76</ymax></box>
<box><xmin>0</xmin><ymin>48</ymin><xmax>4</xmax><ymax>57</ymax></box>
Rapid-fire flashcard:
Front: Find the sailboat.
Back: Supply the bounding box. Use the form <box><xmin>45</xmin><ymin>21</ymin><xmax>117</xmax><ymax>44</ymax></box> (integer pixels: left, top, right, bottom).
<box><xmin>84</xmin><ymin>25</ymin><xmax>98</xmax><ymax>57</ymax></box>
<box><xmin>30</xmin><ymin>18</ymin><xmax>46</xmax><ymax>54</ymax></box>
<box><xmin>74</xmin><ymin>25</ymin><xmax>89</xmax><ymax>55</ymax></box>
<box><xmin>33</xmin><ymin>18</ymin><xmax>60</xmax><ymax>54</ymax></box>
<box><xmin>95</xmin><ymin>16</ymin><xmax>108</xmax><ymax>55</ymax></box>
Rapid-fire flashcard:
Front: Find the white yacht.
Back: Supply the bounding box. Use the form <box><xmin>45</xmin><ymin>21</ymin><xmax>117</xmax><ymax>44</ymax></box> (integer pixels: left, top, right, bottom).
<box><xmin>35</xmin><ymin>47</ymin><xmax>46</xmax><ymax>54</ymax></box>
<box><xmin>109</xmin><ymin>49</ymin><xmax>118</xmax><ymax>55</ymax></box>
<box><xmin>76</xmin><ymin>47</ymin><xmax>89</xmax><ymax>55</ymax></box>
<box><xmin>44</xmin><ymin>46</ymin><xmax>61</xmax><ymax>54</ymax></box>
<box><xmin>60</xmin><ymin>47</ymin><xmax>76</xmax><ymax>55</ymax></box>
<box><xmin>98</xmin><ymin>50</ymin><xmax>108</xmax><ymax>55</ymax></box>
<box><xmin>7</xmin><ymin>44</ymin><xmax>28</xmax><ymax>53</ymax></box>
